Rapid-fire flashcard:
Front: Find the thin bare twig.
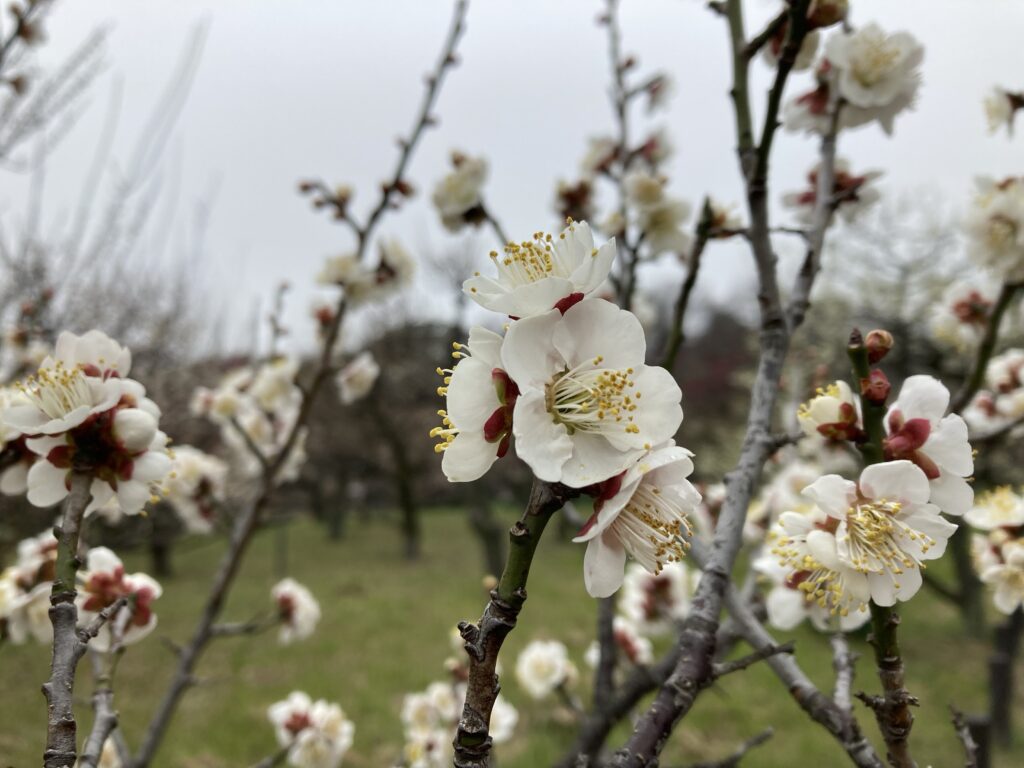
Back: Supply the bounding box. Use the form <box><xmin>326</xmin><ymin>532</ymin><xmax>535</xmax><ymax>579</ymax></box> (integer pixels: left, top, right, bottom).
<box><xmin>950</xmin><ymin>707</ymin><xmax>979</xmax><ymax>768</ymax></box>
<box><xmin>711</xmin><ymin>641</ymin><xmax>794</xmax><ymax>679</ymax></box>
<box><xmin>681</xmin><ymin>727</ymin><xmax>774</xmax><ymax>768</ymax></box>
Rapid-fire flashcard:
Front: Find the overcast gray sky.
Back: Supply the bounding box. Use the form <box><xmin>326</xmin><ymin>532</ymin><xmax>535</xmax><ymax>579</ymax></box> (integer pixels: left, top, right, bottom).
<box><xmin>5</xmin><ymin>0</ymin><xmax>1024</xmax><ymax>350</ymax></box>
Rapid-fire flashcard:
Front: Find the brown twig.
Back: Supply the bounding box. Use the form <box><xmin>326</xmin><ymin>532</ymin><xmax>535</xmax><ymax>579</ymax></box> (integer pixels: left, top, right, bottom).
<box><xmin>130</xmin><ymin>4</ymin><xmax>471</xmax><ymax>765</ymax></box>
<box><xmin>453</xmin><ymin>480</ymin><xmax>577</xmax><ymax>768</ymax></box>
<box><xmin>79</xmin><ymin>649</ymin><xmax>121</xmax><ymax>768</ymax></box>
<box><xmin>711</xmin><ymin>641</ymin><xmax>794</xmax><ymax>679</ymax></box>
<box><xmin>661</xmin><ymin>198</ymin><xmax>712</xmax><ymax>370</ymax></box>
<box><xmin>680</xmin><ymin>727</ymin><xmax>774</xmax><ymax>768</ymax></box>
<box><xmin>42</xmin><ymin>470</ymin><xmax>93</xmax><ymax>768</ymax></box>
<box><xmin>950</xmin><ymin>706</ymin><xmax>979</xmax><ymax>768</ymax></box>
<box><xmin>593</xmin><ymin>594</ymin><xmax>619</xmax><ymax>711</ymax></box>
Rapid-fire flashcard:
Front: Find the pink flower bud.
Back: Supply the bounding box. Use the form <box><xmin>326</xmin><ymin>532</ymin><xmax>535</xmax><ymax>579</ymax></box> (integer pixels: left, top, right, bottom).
<box><xmin>865</xmin><ymin>329</ymin><xmax>894</xmax><ymax>364</ymax></box>
<box><xmin>860</xmin><ymin>370</ymin><xmax>891</xmax><ymax>405</ymax></box>
<box><xmin>113</xmin><ymin>408</ymin><xmax>158</xmax><ymax>453</ymax></box>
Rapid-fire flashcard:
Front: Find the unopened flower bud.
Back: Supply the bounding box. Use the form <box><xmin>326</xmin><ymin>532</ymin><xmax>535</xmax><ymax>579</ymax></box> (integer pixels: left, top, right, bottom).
<box><xmin>865</xmin><ymin>329</ymin><xmax>894</xmax><ymax>363</ymax></box>
<box><xmin>860</xmin><ymin>370</ymin><xmax>891</xmax><ymax>405</ymax></box>
<box><xmin>113</xmin><ymin>408</ymin><xmax>158</xmax><ymax>452</ymax></box>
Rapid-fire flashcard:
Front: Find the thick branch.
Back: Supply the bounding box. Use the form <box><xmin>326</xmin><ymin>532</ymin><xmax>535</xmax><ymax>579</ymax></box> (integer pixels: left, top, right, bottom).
<box><xmin>42</xmin><ymin>471</ymin><xmax>93</xmax><ymax>768</ymax></box>
<box><xmin>593</xmin><ymin>594</ymin><xmax>619</xmax><ymax>711</ymax></box>
<box><xmin>453</xmin><ymin>480</ymin><xmax>575</xmax><ymax>768</ymax></box>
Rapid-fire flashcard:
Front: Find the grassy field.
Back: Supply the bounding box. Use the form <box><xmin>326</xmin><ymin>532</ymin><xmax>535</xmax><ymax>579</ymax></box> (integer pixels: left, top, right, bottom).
<box><xmin>0</xmin><ymin>509</ymin><xmax>1021</xmax><ymax>767</ymax></box>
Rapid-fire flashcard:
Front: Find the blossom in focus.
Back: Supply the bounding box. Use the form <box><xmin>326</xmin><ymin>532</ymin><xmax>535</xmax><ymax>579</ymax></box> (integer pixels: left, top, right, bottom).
<box><xmin>574</xmin><ymin>442</ymin><xmax>699</xmax><ymax>597</ymax></box>
<box><xmin>272</xmin><ymin>578</ymin><xmax>322</xmax><ymax>644</ymax></box>
<box><xmin>432</xmin><ymin>152</ymin><xmax>488</xmax><ymax>232</ymax></box>
<box><xmin>984</xmin><ymin>86</ymin><xmax>1023</xmax><ymax>136</ymax></box>
<box><xmin>798</xmin><ymin>460</ymin><xmax>958</xmax><ymax>607</ymax></box>
<box><xmin>76</xmin><ymin>547</ymin><xmax>162</xmax><ymax>652</ymax></box>
<box><xmin>618</xmin><ymin>560</ymin><xmax>697</xmax><ymax>636</ymax></box>
<box><xmin>884</xmin><ymin>375</ymin><xmax>974</xmax><ymax>516</ymax></box>
<box><xmin>432</xmin><ymin>326</ymin><xmax>512</xmax><ymax>482</ymax></box>
<box><xmin>965</xmin><ymin>176</ymin><xmax>1024</xmax><ymax>283</ymax></box>
<box><xmin>824</xmin><ymin>23</ymin><xmax>923</xmax><ymax>133</ymax></box>
<box><xmin>514</xmin><ymin>639</ymin><xmax>577</xmax><ymax>700</ymax></box>
<box><xmin>797</xmin><ymin>380</ymin><xmax>860</xmax><ymax>441</ymax></box>
<box><xmin>501</xmin><ymin>298</ymin><xmax>683</xmax><ymax>488</ymax></box>
<box><xmin>754</xmin><ymin>552</ymin><xmax>869</xmax><ymax>632</ymax></box>
<box><xmin>268</xmin><ymin>692</ymin><xmax>355</xmax><ymax>768</ymax></box>
<box><xmin>463</xmin><ymin>221</ymin><xmax>615</xmax><ymax>318</ymax></box>
<box><xmin>782</xmin><ymin>159</ymin><xmax>882</xmax><ymax>224</ymax></box>
<box><xmin>336</xmin><ymin>351</ymin><xmax>380</xmax><ymax>405</ymax></box>
<box><xmin>965</xmin><ymin>486</ymin><xmax>1024</xmax><ymax>531</ymax></box>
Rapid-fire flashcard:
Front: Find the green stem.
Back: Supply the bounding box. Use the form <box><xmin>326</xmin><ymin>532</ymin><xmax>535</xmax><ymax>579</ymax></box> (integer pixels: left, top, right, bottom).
<box><xmin>848</xmin><ymin>333</ymin><xmax>917</xmax><ymax>768</ymax></box>
<box><xmin>950</xmin><ymin>282</ymin><xmax>1021</xmax><ymax>414</ymax></box>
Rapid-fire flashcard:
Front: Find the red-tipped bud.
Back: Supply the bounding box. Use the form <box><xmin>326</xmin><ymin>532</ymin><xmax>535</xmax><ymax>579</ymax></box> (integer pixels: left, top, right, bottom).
<box><xmin>860</xmin><ymin>369</ymin><xmax>891</xmax><ymax>405</ymax></box>
<box><xmin>865</xmin><ymin>329</ymin><xmax>894</xmax><ymax>364</ymax></box>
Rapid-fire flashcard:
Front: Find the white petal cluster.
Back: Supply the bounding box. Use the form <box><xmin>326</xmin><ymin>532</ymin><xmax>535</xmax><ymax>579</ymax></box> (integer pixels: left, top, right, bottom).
<box><xmin>971</xmin><ymin>505</ymin><xmax>1024</xmax><ymax>616</ymax></box>
<box><xmin>797</xmin><ymin>380</ymin><xmax>860</xmax><ymax>440</ymax></box>
<box><xmin>463</xmin><ymin>220</ymin><xmax>616</xmax><ymax>318</ymax></box>
<box><xmin>432</xmin><ymin>153</ymin><xmax>488</xmax><ymax>232</ymax></box>
<box><xmin>928</xmin><ymin>279</ymin><xmax>997</xmax><ymax>353</ymax></box>
<box><xmin>3</xmin><ymin>331</ymin><xmax>171</xmax><ymax>515</ymax></box>
<box><xmin>0</xmin><ymin>528</ymin><xmax>58</xmax><ymax>644</ymax></box>
<box><xmin>625</xmin><ymin>173</ymin><xmax>692</xmax><ymax>257</ymax></box>
<box><xmin>753</xmin><ymin>552</ymin><xmax>869</xmax><ymax>633</ymax></box>
<box><xmin>272</xmin><ymin>578</ymin><xmax>322</xmax><ymax>644</ymax></box>
<box><xmin>618</xmin><ymin>560</ymin><xmax>697</xmax><ymax>637</ymax></box>
<box><xmin>966</xmin><ymin>177</ymin><xmax>1024</xmax><ymax>283</ymax></box>
<box><xmin>966</xmin><ymin>486</ymin><xmax>1024</xmax><ymax>531</ymax></box>
<box><xmin>984</xmin><ymin>86</ymin><xmax>1021</xmax><ymax>136</ymax></box>
<box><xmin>782</xmin><ymin>159</ymin><xmax>881</xmax><ymax>224</ymax></box>
<box><xmin>163</xmin><ymin>445</ymin><xmax>228</xmax><ymax>534</ymax></box>
<box><xmin>884</xmin><ymin>375</ymin><xmax>974</xmax><ymax>516</ymax></box>
<box><xmin>192</xmin><ymin>358</ymin><xmax>307</xmax><ymax>483</ymax></box>
<box><xmin>76</xmin><ymin>547</ymin><xmax>162</xmax><ymax>652</ymax></box>
<box><xmin>573</xmin><ymin>442</ymin><xmax>699</xmax><ymax>597</ymax></box>
<box><xmin>514</xmin><ymin>639</ymin><xmax>578</xmax><ymax>700</ymax></box>
<box><xmin>824</xmin><ymin>23</ymin><xmax>923</xmax><ymax>134</ymax></box>
<box><xmin>770</xmin><ymin>462</ymin><xmax>957</xmax><ymax>612</ymax></box>
<box><xmin>336</xmin><ymin>351</ymin><xmax>380</xmax><ymax>406</ymax></box>
<box><xmin>268</xmin><ymin>692</ymin><xmax>355</xmax><ymax>768</ymax></box>
<box><xmin>317</xmin><ymin>240</ymin><xmax>415</xmax><ymax>306</ymax></box>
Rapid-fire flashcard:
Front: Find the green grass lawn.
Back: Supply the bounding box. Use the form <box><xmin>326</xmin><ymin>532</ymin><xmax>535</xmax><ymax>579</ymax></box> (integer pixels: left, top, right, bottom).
<box><xmin>1</xmin><ymin>508</ymin><xmax>1021</xmax><ymax>767</ymax></box>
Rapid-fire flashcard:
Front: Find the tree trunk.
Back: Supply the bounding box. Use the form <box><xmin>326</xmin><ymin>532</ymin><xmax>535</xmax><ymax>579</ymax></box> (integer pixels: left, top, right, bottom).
<box><xmin>989</xmin><ymin>607</ymin><xmax>1024</xmax><ymax>745</ymax></box>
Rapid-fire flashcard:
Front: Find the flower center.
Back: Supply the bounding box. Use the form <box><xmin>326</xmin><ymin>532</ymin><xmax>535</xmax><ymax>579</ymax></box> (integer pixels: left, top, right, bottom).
<box><xmin>490</xmin><ymin>227</ymin><xmax>596</xmax><ymax>288</ymax></box>
<box><xmin>851</xmin><ymin>33</ymin><xmax>901</xmax><ymax>87</ymax></box>
<box><xmin>842</xmin><ymin>499</ymin><xmax>933</xmax><ymax>577</ymax></box>
<box><xmin>977</xmin><ymin>486</ymin><xmax>1021</xmax><ymax>525</ymax></box>
<box><xmin>546</xmin><ymin>357</ymin><xmax>641</xmax><ymax>437</ymax></box>
<box><xmin>19</xmin><ymin>363</ymin><xmax>93</xmax><ymax>420</ymax></box>
<box><xmin>611</xmin><ymin>484</ymin><xmax>692</xmax><ymax>575</ymax></box>
<box><xmin>987</xmin><ymin>214</ymin><xmax>1018</xmax><ymax>251</ymax></box>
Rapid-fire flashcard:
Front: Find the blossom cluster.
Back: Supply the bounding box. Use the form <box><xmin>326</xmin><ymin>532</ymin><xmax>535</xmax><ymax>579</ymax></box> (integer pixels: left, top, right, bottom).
<box><xmin>0</xmin><ymin>531</ymin><xmax>161</xmax><ymax>651</ymax></box>
<box><xmin>268</xmin><ymin>691</ymin><xmax>355</xmax><ymax>768</ymax></box>
<box><xmin>963</xmin><ymin>348</ymin><xmax>1024</xmax><ymax>437</ymax></box>
<box><xmin>969</xmin><ymin>486</ymin><xmax>1024</xmax><ymax>615</ymax></box>
<box><xmin>397</xmin><ymin>630</ymin><xmax>517</xmax><ymax>767</ymax></box>
<box><xmin>0</xmin><ymin>330</ymin><xmax>171</xmax><ymax>515</ymax></box>
<box><xmin>432</xmin><ymin>220</ymin><xmax>700</xmax><ymax>596</ymax></box>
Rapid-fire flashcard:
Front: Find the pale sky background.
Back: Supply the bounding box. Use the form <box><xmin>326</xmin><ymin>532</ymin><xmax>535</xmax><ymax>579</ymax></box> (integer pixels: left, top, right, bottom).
<box><xmin>4</xmin><ymin>0</ymin><xmax>1024</xmax><ymax>351</ymax></box>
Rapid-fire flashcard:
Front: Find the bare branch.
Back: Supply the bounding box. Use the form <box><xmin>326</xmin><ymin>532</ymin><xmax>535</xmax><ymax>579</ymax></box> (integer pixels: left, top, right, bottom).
<box><xmin>950</xmin><ymin>707</ymin><xmax>979</xmax><ymax>768</ymax></box>
<box><xmin>950</xmin><ymin>282</ymin><xmax>1023</xmax><ymax>414</ymax></box>
<box><xmin>79</xmin><ymin>650</ymin><xmax>121</xmax><ymax>768</ymax></box>
<box><xmin>661</xmin><ymin>198</ymin><xmax>712</xmax><ymax>370</ymax></box>
<box><xmin>681</xmin><ymin>727</ymin><xmax>774</xmax><ymax>768</ymax></box>
<box><xmin>831</xmin><ymin>634</ymin><xmax>857</xmax><ymax>715</ymax></box>
<box><xmin>593</xmin><ymin>594</ymin><xmax>619</xmax><ymax>711</ymax></box>
<box><xmin>712</xmin><ymin>641</ymin><xmax>794</xmax><ymax>679</ymax></box>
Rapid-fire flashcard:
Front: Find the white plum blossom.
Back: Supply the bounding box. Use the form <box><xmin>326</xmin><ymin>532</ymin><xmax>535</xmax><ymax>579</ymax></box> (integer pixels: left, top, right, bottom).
<box><xmin>782</xmin><ymin>159</ymin><xmax>882</xmax><ymax>224</ymax></box>
<box><xmin>580</xmin><ymin>136</ymin><xmax>618</xmax><ymax>176</ymax></box>
<box><xmin>0</xmin><ymin>385</ymin><xmax>33</xmax><ymax>495</ymax></box>
<box><xmin>515</xmin><ymin>639</ymin><xmax>577</xmax><ymax>700</ymax></box>
<box><xmin>3</xmin><ymin>331</ymin><xmax>172</xmax><ymax>515</ymax></box>
<box><xmin>574</xmin><ymin>442</ymin><xmax>699</xmax><ymax>597</ymax></box>
<box><xmin>754</xmin><ymin>552</ymin><xmax>869</xmax><ymax>632</ymax></box>
<box><xmin>432</xmin><ymin>326</ymin><xmax>512</xmax><ymax>482</ymax></box>
<box><xmin>336</xmin><ymin>351</ymin><xmax>380</xmax><ymax>405</ymax></box>
<box><xmin>432</xmin><ymin>153</ymin><xmax>488</xmax><ymax>232</ymax></box>
<box><xmin>626</xmin><ymin>172</ymin><xmax>692</xmax><ymax>256</ymax></box>
<box><xmin>796</xmin><ymin>461</ymin><xmax>958</xmax><ymax>607</ymax></box>
<box><xmin>268</xmin><ymin>692</ymin><xmax>355</xmax><ymax>768</ymax></box>
<box><xmin>618</xmin><ymin>560</ymin><xmax>696</xmax><ymax>636</ymax></box>
<box><xmin>272</xmin><ymin>578</ymin><xmax>322</xmax><ymax>644</ymax></box>
<box><xmin>163</xmin><ymin>445</ymin><xmax>228</xmax><ymax>534</ymax></box>
<box><xmin>928</xmin><ymin>279</ymin><xmax>996</xmax><ymax>352</ymax></box>
<box><xmin>463</xmin><ymin>221</ymin><xmax>615</xmax><ymax>318</ymax></box>
<box><xmin>317</xmin><ymin>240</ymin><xmax>415</xmax><ymax>306</ymax></box>
<box><xmin>403</xmin><ymin>729</ymin><xmax>451</xmax><ymax>768</ymax></box>
<box><xmin>797</xmin><ymin>380</ymin><xmax>860</xmax><ymax>441</ymax></box>
<box><xmin>488</xmin><ymin>694</ymin><xmax>519</xmax><ymax>744</ymax></box>
<box><xmin>584</xmin><ymin>616</ymin><xmax>653</xmax><ymax>671</ymax></box>
<box><xmin>965</xmin><ymin>176</ymin><xmax>1024</xmax><ymax>282</ymax></box>
<box><xmin>966</xmin><ymin>486</ymin><xmax>1024</xmax><ymax>531</ymax></box>
<box><xmin>984</xmin><ymin>86</ymin><xmax>1023</xmax><ymax>136</ymax></box>
<box><xmin>884</xmin><ymin>375</ymin><xmax>974</xmax><ymax>516</ymax></box>
<box><xmin>985</xmin><ymin>349</ymin><xmax>1024</xmax><ymax>421</ymax></box>
<box><xmin>824</xmin><ymin>23</ymin><xmax>923</xmax><ymax>133</ymax></box>
<box><xmin>77</xmin><ymin>547</ymin><xmax>162</xmax><ymax>652</ymax></box>
<box><xmin>501</xmin><ymin>298</ymin><xmax>683</xmax><ymax>488</ymax></box>
<box><xmin>980</xmin><ymin>539</ymin><xmax>1024</xmax><ymax>615</ymax></box>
